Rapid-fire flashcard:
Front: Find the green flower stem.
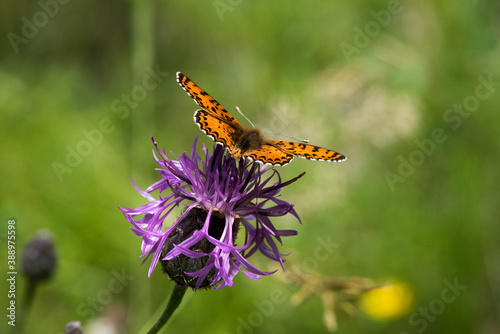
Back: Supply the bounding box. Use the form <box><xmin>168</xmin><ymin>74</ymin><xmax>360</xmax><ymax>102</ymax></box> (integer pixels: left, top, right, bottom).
<box><xmin>147</xmin><ymin>284</ymin><xmax>188</xmax><ymax>334</ymax></box>
<box><xmin>15</xmin><ymin>279</ymin><xmax>37</xmax><ymax>334</ymax></box>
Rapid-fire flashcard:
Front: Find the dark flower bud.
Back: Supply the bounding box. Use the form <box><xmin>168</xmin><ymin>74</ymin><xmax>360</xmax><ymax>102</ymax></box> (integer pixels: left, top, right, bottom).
<box><xmin>161</xmin><ymin>207</ymin><xmax>240</xmax><ymax>288</ymax></box>
<box><xmin>21</xmin><ymin>231</ymin><xmax>57</xmax><ymax>282</ymax></box>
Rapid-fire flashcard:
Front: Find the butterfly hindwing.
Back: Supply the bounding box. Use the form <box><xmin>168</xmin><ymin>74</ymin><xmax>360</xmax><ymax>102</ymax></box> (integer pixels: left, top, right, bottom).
<box><xmin>271</xmin><ymin>140</ymin><xmax>346</xmax><ymax>162</ymax></box>
<box><xmin>242</xmin><ymin>144</ymin><xmax>294</xmax><ymax>166</ymax></box>
<box><xmin>177</xmin><ymin>72</ymin><xmax>243</xmax><ymax>127</ymax></box>
<box><xmin>194</xmin><ymin>109</ymin><xmax>241</xmax><ymax>149</ymax></box>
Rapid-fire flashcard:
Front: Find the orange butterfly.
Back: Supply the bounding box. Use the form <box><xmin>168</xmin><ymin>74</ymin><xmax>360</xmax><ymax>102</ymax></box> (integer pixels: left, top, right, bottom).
<box><xmin>177</xmin><ymin>72</ymin><xmax>346</xmax><ymax>166</ymax></box>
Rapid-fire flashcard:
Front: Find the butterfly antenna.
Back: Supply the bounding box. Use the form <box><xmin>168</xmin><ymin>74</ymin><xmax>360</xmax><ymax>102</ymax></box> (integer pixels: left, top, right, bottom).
<box><xmin>235</xmin><ymin>106</ymin><xmax>309</xmax><ymax>143</ymax></box>
<box><xmin>235</xmin><ymin>106</ymin><xmax>256</xmax><ymax>128</ymax></box>
<box><xmin>264</xmin><ymin>131</ymin><xmax>310</xmax><ymax>143</ymax></box>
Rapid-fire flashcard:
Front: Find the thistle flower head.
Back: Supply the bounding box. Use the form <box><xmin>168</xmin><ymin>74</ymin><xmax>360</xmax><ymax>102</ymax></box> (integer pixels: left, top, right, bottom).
<box><xmin>120</xmin><ymin>137</ymin><xmax>303</xmax><ymax>289</ymax></box>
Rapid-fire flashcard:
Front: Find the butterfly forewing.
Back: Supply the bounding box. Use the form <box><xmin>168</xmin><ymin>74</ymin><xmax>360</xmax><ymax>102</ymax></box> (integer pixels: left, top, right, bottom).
<box><xmin>177</xmin><ymin>72</ymin><xmax>243</xmax><ymax>128</ymax></box>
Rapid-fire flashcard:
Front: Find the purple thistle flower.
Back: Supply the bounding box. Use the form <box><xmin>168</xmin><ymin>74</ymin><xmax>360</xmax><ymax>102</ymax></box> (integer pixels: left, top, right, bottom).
<box><xmin>120</xmin><ymin>137</ymin><xmax>304</xmax><ymax>289</ymax></box>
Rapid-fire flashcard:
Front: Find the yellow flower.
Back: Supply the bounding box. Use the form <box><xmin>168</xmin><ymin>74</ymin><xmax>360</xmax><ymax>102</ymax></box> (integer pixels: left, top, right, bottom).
<box><xmin>360</xmin><ymin>281</ymin><xmax>413</xmax><ymax>320</ymax></box>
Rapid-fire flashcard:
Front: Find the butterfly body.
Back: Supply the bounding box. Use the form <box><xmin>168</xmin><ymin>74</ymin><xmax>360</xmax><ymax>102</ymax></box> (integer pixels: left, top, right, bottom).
<box><xmin>232</xmin><ymin>128</ymin><xmax>267</xmax><ymax>158</ymax></box>
<box><xmin>178</xmin><ymin>72</ymin><xmax>346</xmax><ymax>166</ymax></box>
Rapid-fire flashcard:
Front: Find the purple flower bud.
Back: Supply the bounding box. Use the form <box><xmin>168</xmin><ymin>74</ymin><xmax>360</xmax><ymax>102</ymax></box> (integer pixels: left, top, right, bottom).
<box><xmin>21</xmin><ymin>231</ymin><xmax>57</xmax><ymax>282</ymax></box>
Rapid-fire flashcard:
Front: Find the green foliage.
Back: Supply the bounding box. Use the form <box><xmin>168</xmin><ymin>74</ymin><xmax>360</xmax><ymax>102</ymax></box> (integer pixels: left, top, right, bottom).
<box><xmin>1</xmin><ymin>0</ymin><xmax>499</xmax><ymax>333</ymax></box>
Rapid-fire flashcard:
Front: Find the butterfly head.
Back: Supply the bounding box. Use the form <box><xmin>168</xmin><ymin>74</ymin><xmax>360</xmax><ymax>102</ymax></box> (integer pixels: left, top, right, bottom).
<box><xmin>230</xmin><ymin>147</ymin><xmax>243</xmax><ymax>159</ymax></box>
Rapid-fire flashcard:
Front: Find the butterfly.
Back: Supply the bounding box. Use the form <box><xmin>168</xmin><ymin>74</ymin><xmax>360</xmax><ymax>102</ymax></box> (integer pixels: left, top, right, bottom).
<box><xmin>177</xmin><ymin>72</ymin><xmax>346</xmax><ymax>166</ymax></box>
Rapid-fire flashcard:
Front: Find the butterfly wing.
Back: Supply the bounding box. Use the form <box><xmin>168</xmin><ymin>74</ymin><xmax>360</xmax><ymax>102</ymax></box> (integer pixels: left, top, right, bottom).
<box><xmin>271</xmin><ymin>140</ymin><xmax>346</xmax><ymax>162</ymax></box>
<box><xmin>242</xmin><ymin>144</ymin><xmax>294</xmax><ymax>166</ymax></box>
<box><xmin>177</xmin><ymin>72</ymin><xmax>243</xmax><ymax>128</ymax></box>
<box><xmin>195</xmin><ymin>109</ymin><xmax>241</xmax><ymax>149</ymax></box>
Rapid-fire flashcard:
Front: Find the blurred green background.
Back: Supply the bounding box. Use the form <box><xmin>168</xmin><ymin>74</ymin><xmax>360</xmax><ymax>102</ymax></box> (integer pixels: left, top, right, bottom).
<box><xmin>1</xmin><ymin>0</ymin><xmax>499</xmax><ymax>333</ymax></box>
